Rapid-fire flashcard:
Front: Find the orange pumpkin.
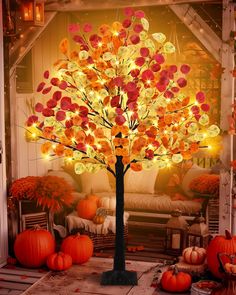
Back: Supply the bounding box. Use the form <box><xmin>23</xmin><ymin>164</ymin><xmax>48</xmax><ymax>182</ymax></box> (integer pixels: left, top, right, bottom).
<box><xmin>85</xmin><ymin>194</ymin><xmax>100</xmax><ymax>206</ymax></box>
<box><xmin>77</xmin><ymin>199</ymin><xmax>97</xmax><ymax>220</ymax></box>
<box><xmin>161</xmin><ymin>266</ymin><xmax>192</xmax><ymax>293</ymax></box>
<box><xmin>61</xmin><ymin>234</ymin><xmax>93</xmax><ymax>264</ymax></box>
<box><xmin>46</xmin><ymin>252</ymin><xmax>72</xmax><ymax>271</ymax></box>
<box><xmin>93</xmin><ymin>215</ymin><xmax>105</xmax><ymax>224</ymax></box>
<box><xmin>206</xmin><ymin>230</ymin><xmax>236</xmax><ymax>278</ymax></box>
<box><xmin>14</xmin><ymin>227</ymin><xmax>55</xmax><ymax>268</ymax></box>
<box><xmin>182</xmin><ymin>246</ymin><xmax>206</xmax><ymax>265</ymax></box>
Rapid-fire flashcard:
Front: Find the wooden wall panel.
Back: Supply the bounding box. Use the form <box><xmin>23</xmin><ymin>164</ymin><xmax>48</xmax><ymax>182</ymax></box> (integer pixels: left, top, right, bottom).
<box><xmin>15</xmin><ymin>13</ymin><xmax>70</xmax><ymax>178</ymax></box>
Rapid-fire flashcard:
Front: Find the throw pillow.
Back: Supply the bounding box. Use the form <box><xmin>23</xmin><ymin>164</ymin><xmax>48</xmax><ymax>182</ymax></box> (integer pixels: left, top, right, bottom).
<box><xmin>124</xmin><ymin>169</ymin><xmax>158</xmax><ymax>194</ymax></box>
<box><xmin>181</xmin><ymin>164</ymin><xmax>211</xmax><ymax>197</ymax></box>
<box><xmin>80</xmin><ymin>169</ymin><xmax>112</xmax><ymax>193</ymax></box>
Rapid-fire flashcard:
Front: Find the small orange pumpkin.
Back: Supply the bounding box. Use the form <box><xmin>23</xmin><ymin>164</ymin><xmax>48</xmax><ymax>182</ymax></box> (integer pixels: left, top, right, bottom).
<box><xmin>85</xmin><ymin>194</ymin><xmax>100</xmax><ymax>206</ymax></box>
<box><xmin>46</xmin><ymin>252</ymin><xmax>72</xmax><ymax>271</ymax></box>
<box><xmin>182</xmin><ymin>246</ymin><xmax>206</xmax><ymax>265</ymax></box>
<box><xmin>161</xmin><ymin>266</ymin><xmax>192</xmax><ymax>293</ymax></box>
<box><xmin>61</xmin><ymin>233</ymin><xmax>93</xmax><ymax>264</ymax></box>
<box><xmin>93</xmin><ymin>215</ymin><xmax>105</xmax><ymax>224</ymax></box>
<box><xmin>77</xmin><ymin>199</ymin><xmax>97</xmax><ymax>220</ymax></box>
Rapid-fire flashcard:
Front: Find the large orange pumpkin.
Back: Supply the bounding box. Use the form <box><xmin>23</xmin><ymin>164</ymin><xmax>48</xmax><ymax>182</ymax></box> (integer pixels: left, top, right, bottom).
<box><xmin>211</xmin><ymin>280</ymin><xmax>236</xmax><ymax>295</ymax></box>
<box><xmin>61</xmin><ymin>233</ymin><xmax>93</xmax><ymax>264</ymax></box>
<box><xmin>46</xmin><ymin>252</ymin><xmax>72</xmax><ymax>271</ymax></box>
<box><xmin>76</xmin><ymin>199</ymin><xmax>97</xmax><ymax>220</ymax></box>
<box><xmin>86</xmin><ymin>194</ymin><xmax>100</xmax><ymax>206</ymax></box>
<box><xmin>161</xmin><ymin>266</ymin><xmax>192</xmax><ymax>293</ymax></box>
<box><xmin>14</xmin><ymin>227</ymin><xmax>55</xmax><ymax>268</ymax></box>
<box><xmin>206</xmin><ymin>230</ymin><xmax>236</xmax><ymax>278</ymax></box>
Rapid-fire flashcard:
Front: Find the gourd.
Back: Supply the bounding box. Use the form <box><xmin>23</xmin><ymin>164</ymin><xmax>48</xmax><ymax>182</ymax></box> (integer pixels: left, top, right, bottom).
<box><xmin>46</xmin><ymin>252</ymin><xmax>72</xmax><ymax>271</ymax></box>
<box><xmin>206</xmin><ymin>230</ymin><xmax>236</xmax><ymax>278</ymax></box>
<box><xmin>61</xmin><ymin>233</ymin><xmax>93</xmax><ymax>264</ymax></box>
<box><xmin>76</xmin><ymin>199</ymin><xmax>97</xmax><ymax>220</ymax></box>
<box><xmin>182</xmin><ymin>246</ymin><xmax>206</xmax><ymax>265</ymax></box>
<box><xmin>161</xmin><ymin>266</ymin><xmax>192</xmax><ymax>293</ymax></box>
<box><xmin>14</xmin><ymin>226</ymin><xmax>55</xmax><ymax>268</ymax></box>
<box><xmin>98</xmin><ymin>196</ymin><xmax>116</xmax><ymax>211</ymax></box>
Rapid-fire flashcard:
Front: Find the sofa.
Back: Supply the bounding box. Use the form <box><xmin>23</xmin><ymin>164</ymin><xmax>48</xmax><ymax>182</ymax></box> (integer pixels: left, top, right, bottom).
<box><xmin>48</xmin><ymin>162</ymin><xmax>217</xmax><ymax>230</ymax></box>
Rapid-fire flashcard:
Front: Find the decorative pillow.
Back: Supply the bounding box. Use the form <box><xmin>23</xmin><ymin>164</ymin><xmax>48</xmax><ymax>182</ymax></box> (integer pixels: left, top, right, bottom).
<box><xmin>181</xmin><ymin>164</ymin><xmax>211</xmax><ymax>197</ymax></box>
<box><xmin>80</xmin><ymin>169</ymin><xmax>112</xmax><ymax>193</ymax></box>
<box><xmin>47</xmin><ymin>170</ymin><xmax>79</xmax><ymax>191</ymax></box>
<box><xmin>124</xmin><ymin>169</ymin><xmax>158</xmax><ymax>194</ymax></box>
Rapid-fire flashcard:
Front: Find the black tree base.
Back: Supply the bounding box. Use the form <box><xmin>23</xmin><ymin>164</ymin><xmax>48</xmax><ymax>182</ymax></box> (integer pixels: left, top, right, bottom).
<box><xmin>101</xmin><ymin>270</ymin><xmax>138</xmax><ymax>285</ymax></box>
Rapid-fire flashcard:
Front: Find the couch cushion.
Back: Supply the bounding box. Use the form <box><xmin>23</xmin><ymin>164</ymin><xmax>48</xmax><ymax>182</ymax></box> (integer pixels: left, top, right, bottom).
<box><xmin>124</xmin><ymin>168</ymin><xmax>158</xmax><ymax>194</ymax></box>
<box><xmin>80</xmin><ymin>169</ymin><xmax>112</xmax><ymax>194</ymax></box>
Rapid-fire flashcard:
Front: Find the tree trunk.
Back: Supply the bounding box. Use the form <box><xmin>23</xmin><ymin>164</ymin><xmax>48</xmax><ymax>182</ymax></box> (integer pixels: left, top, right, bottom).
<box><xmin>100</xmin><ymin>155</ymin><xmax>137</xmax><ymax>285</ymax></box>
<box><xmin>114</xmin><ymin>155</ymin><xmax>125</xmax><ymax>271</ymax></box>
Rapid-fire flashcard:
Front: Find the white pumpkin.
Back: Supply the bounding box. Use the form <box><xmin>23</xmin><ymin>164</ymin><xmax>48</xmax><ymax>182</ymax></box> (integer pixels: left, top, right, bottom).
<box><xmin>98</xmin><ymin>197</ymin><xmax>116</xmax><ymax>211</ymax></box>
<box><xmin>182</xmin><ymin>246</ymin><xmax>206</xmax><ymax>265</ymax></box>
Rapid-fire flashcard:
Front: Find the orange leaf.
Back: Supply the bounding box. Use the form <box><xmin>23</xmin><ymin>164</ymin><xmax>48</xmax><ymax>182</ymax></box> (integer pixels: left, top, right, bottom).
<box><xmin>59</xmin><ymin>38</ymin><xmax>69</xmax><ymax>56</ymax></box>
<box><xmin>130</xmin><ymin>162</ymin><xmax>142</xmax><ymax>172</ymax></box>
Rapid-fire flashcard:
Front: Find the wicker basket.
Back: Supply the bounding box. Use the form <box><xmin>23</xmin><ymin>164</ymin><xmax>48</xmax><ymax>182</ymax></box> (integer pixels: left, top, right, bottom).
<box><xmin>81</xmin><ymin>224</ymin><xmax>128</xmax><ymax>250</ymax></box>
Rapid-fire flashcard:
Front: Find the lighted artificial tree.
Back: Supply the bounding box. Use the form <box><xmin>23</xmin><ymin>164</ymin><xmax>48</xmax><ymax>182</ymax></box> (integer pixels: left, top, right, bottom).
<box><xmin>26</xmin><ymin>8</ymin><xmax>220</xmax><ymax>285</ymax></box>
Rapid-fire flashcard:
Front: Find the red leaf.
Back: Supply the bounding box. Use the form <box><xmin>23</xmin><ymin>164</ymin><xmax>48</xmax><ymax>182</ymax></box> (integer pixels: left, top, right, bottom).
<box><xmin>42</xmin><ymin>86</ymin><xmax>52</xmax><ymax>95</ymax></box>
<box><xmin>37</xmin><ymin>82</ymin><xmax>45</xmax><ymax>92</ymax></box>
<box><xmin>44</xmin><ymin>70</ymin><xmax>49</xmax><ymax>79</ymax></box>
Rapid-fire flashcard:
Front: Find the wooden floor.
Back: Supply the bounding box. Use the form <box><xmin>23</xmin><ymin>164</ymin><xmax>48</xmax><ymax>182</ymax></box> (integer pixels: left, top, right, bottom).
<box><xmin>0</xmin><ymin>225</ymin><xmax>174</xmax><ymax>294</ymax></box>
<box><xmin>0</xmin><ymin>265</ymin><xmax>48</xmax><ymax>294</ymax></box>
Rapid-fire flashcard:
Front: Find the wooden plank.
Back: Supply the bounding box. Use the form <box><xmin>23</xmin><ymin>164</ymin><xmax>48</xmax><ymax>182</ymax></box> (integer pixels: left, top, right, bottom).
<box><xmin>0</xmin><ymin>268</ymin><xmax>45</xmax><ymax>278</ymax></box>
<box><xmin>10</xmin><ymin>12</ymin><xmax>57</xmax><ymax>70</ymax></box>
<box><xmin>0</xmin><ymin>273</ymin><xmax>39</xmax><ymax>284</ymax></box>
<box><xmin>45</xmin><ymin>0</ymin><xmax>219</xmax><ymax>11</ymax></box>
<box><xmin>169</xmin><ymin>4</ymin><xmax>222</xmax><ymax>62</ymax></box>
<box><xmin>0</xmin><ymin>0</ymin><xmax>8</xmax><ymax>268</ymax></box>
<box><xmin>0</xmin><ymin>281</ymin><xmax>31</xmax><ymax>291</ymax></box>
<box><xmin>219</xmin><ymin>0</ymin><xmax>234</xmax><ymax>235</ymax></box>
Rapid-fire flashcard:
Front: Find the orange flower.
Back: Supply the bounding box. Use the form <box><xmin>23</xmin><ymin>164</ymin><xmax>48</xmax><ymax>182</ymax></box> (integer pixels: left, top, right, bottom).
<box><xmin>10</xmin><ymin>176</ymin><xmax>39</xmax><ymax>200</ymax></box>
<box><xmin>231</xmin><ymin>160</ymin><xmax>236</xmax><ymax>170</ymax></box>
<box><xmin>33</xmin><ymin>176</ymin><xmax>74</xmax><ymax>212</ymax></box>
<box><xmin>189</xmin><ymin>174</ymin><xmax>219</xmax><ymax>196</ymax></box>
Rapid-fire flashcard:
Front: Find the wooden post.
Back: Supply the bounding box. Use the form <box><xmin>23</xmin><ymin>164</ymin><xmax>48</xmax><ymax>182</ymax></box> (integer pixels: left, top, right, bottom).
<box><xmin>220</xmin><ymin>0</ymin><xmax>235</xmax><ymax>234</ymax></box>
<box><xmin>0</xmin><ymin>1</ymin><xmax>8</xmax><ymax>266</ymax></box>
<box><xmin>170</xmin><ymin>4</ymin><xmax>222</xmax><ymax>63</ymax></box>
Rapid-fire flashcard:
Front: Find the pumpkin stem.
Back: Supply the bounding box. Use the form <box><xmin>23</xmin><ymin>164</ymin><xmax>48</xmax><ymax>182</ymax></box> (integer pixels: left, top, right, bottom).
<box><xmin>193</xmin><ymin>246</ymin><xmax>196</xmax><ymax>251</ymax></box>
<box><xmin>225</xmin><ymin>230</ymin><xmax>232</xmax><ymax>240</ymax></box>
<box><xmin>172</xmin><ymin>265</ymin><xmax>179</xmax><ymax>275</ymax></box>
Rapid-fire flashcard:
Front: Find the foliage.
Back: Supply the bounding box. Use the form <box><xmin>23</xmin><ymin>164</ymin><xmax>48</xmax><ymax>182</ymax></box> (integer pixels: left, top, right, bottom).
<box><xmin>10</xmin><ymin>175</ymin><xmax>74</xmax><ymax>212</ymax></box>
<box><xmin>189</xmin><ymin>174</ymin><xmax>219</xmax><ymax>196</ymax></box>
<box><xmin>25</xmin><ymin>7</ymin><xmax>220</xmax><ymax>177</ymax></box>
<box><xmin>34</xmin><ymin>175</ymin><xmax>74</xmax><ymax>212</ymax></box>
<box><xmin>10</xmin><ymin>176</ymin><xmax>39</xmax><ymax>200</ymax></box>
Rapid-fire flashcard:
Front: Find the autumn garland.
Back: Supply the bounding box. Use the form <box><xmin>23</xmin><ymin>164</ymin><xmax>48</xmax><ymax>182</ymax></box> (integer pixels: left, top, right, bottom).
<box><xmin>189</xmin><ymin>174</ymin><xmax>219</xmax><ymax>196</ymax></box>
<box><xmin>10</xmin><ymin>175</ymin><xmax>74</xmax><ymax>212</ymax></box>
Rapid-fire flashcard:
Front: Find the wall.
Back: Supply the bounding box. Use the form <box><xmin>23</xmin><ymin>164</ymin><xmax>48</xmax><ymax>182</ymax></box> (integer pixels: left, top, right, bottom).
<box><xmin>15</xmin><ymin>13</ymin><xmax>71</xmax><ymax>178</ymax></box>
